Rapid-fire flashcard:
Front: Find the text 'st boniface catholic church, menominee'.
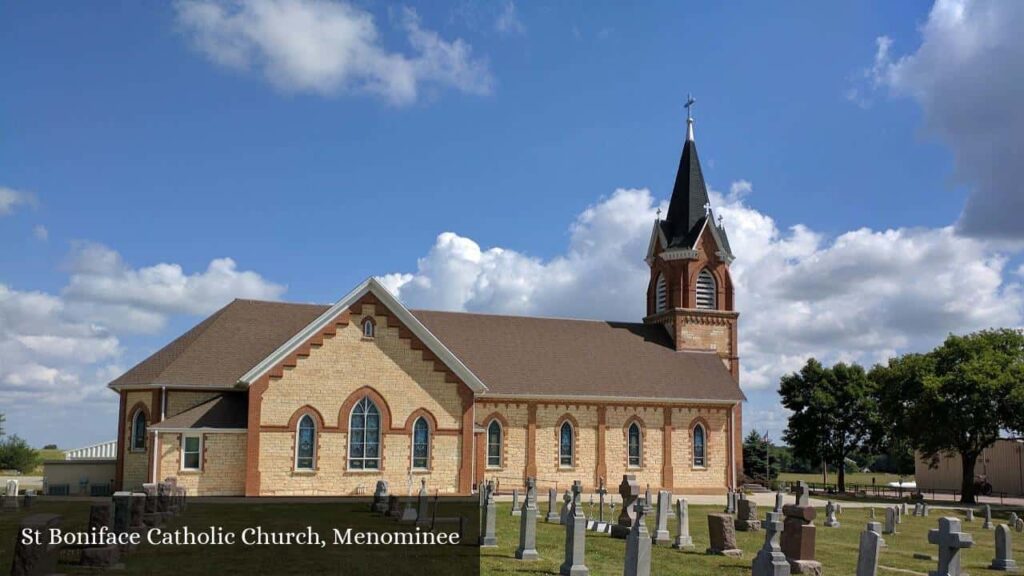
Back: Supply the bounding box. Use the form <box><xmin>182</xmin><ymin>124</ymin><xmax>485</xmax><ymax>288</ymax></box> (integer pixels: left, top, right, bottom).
<box><xmin>109</xmin><ymin>114</ymin><xmax>745</xmax><ymax>497</ymax></box>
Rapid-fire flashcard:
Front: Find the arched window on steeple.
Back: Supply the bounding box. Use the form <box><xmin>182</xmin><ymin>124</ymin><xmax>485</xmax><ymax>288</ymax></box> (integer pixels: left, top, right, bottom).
<box><xmin>695</xmin><ymin>269</ymin><xmax>716</xmax><ymax>310</ymax></box>
<box><xmin>655</xmin><ymin>273</ymin><xmax>667</xmax><ymax>313</ymax></box>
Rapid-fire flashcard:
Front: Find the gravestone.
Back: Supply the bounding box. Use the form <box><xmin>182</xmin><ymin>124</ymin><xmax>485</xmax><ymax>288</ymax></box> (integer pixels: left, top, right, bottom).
<box><xmin>900</xmin><ymin>502</ymin><xmax>908</xmax><ymax>520</ymax></box>
<box><xmin>706</xmin><ymin>513</ymin><xmax>742</xmax><ymax>557</ymax></box>
<box><xmin>559</xmin><ymin>481</ymin><xmax>589</xmax><ymax>576</ymax></box>
<box><xmin>113</xmin><ymin>492</ymin><xmax>132</xmax><ymax>533</ymax></box>
<box><xmin>725</xmin><ymin>490</ymin><xmax>737</xmax><ymax>514</ymax></box>
<box><xmin>922</xmin><ymin>503</ymin><xmax>929</xmax><ymax>517</ymax></box>
<box><xmin>23</xmin><ymin>491</ymin><xmax>34</xmax><ymax>509</ymax></box>
<box><xmin>870</xmin><ymin>508</ymin><xmax>876</xmax><ymax>520</ymax></box>
<box><xmin>775</xmin><ymin>491</ymin><xmax>785</xmax><ymax>513</ymax></box>
<box><xmin>883</xmin><ymin>508</ymin><xmax>897</xmax><ymax>535</ymax></box>
<box><xmin>3</xmin><ymin>478</ymin><xmax>19</xmax><ymax>509</ymax></box>
<box><xmin>824</xmin><ymin>501</ymin><xmax>840</xmax><ymax>528</ymax></box>
<box><xmin>738</xmin><ymin>497</ymin><xmax>762</xmax><ymax>531</ymax></box>
<box><xmin>856</xmin><ymin>523</ymin><xmax>883</xmax><ymax>576</ymax></box>
<box><xmin>547</xmin><ymin>488</ymin><xmax>561</xmax><ymax>523</ymax></box>
<box><xmin>89</xmin><ymin>502</ymin><xmax>112</xmax><ymax>530</ymax></box>
<box><xmin>142</xmin><ymin>483</ymin><xmax>161</xmax><ymax>527</ymax></box>
<box><xmin>781</xmin><ymin>498</ymin><xmax>821</xmax><ymax>575</ymax></box>
<box><xmin>1007</xmin><ymin>512</ymin><xmax>1018</xmax><ymax>529</ymax></box>
<box><xmin>560</xmin><ymin>490</ymin><xmax>572</xmax><ymax>524</ymax></box>
<box><xmin>157</xmin><ymin>482</ymin><xmax>172</xmax><ymax>519</ymax></box>
<box><xmin>927</xmin><ymin>517</ymin><xmax>973</xmax><ymax>576</ymax></box>
<box><xmin>984</xmin><ymin>504</ymin><xmax>995</xmax><ymax>530</ymax></box>
<box><xmin>481</xmin><ymin>481</ymin><xmax>498</xmax><ymax>547</ymax></box>
<box><xmin>372</xmin><ymin>480</ymin><xmax>389</xmax><ymax>513</ymax></box>
<box><xmin>387</xmin><ymin>495</ymin><xmax>402</xmax><ymax>519</ymax></box>
<box><xmin>672</xmin><ymin>498</ymin><xmax>694</xmax><ymax>550</ymax></box>
<box><xmin>643</xmin><ymin>485</ymin><xmax>653</xmax><ymax>515</ymax></box>
<box><xmin>624</xmin><ymin>499</ymin><xmax>652</xmax><ymax>576</ymax></box>
<box><xmin>752</xmin><ymin>511</ymin><xmax>790</xmax><ymax>576</ymax></box>
<box><xmin>867</xmin><ymin>521</ymin><xmax>887</xmax><ymax>548</ymax></box>
<box><xmin>612</xmin><ymin>474</ymin><xmax>640</xmax><ymax>539</ymax></box>
<box><xmin>511</xmin><ymin>488</ymin><xmax>521</xmax><ymax>516</ymax></box>
<box><xmin>966</xmin><ymin>508</ymin><xmax>974</xmax><ymax>522</ymax></box>
<box><xmin>596</xmin><ymin>478</ymin><xmax>607</xmax><ymax>523</ymax></box>
<box><xmin>913</xmin><ymin>502</ymin><xmax>922</xmax><ymax>517</ymax></box>
<box><xmin>130</xmin><ymin>493</ymin><xmax>146</xmax><ymax>529</ymax></box>
<box><xmin>793</xmin><ymin>481</ymin><xmax>810</xmax><ymax>507</ymax></box>
<box><xmin>11</xmin><ymin>514</ymin><xmax>62</xmax><ymax>576</ymax></box>
<box><xmin>652</xmin><ymin>490</ymin><xmax>671</xmax><ymax>545</ymax></box>
<box><xmin>515</xmin><ymin>478</ymin><xmax>540</xmax><ymax>560</ymax></box>
<box><xmin>990</xmin><ymin>524</ymin><xmax>1018</xmax><ymax>572</ymax></box>
<box><xmin>417</xmin><ymin>480</ymin><xmax>429</xmax><ymax>525</ymax></box>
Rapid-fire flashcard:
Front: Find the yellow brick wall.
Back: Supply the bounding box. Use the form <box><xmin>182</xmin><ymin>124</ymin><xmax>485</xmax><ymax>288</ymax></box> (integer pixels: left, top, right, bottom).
<box><xmin>535</xmin><ymin>405</ymin><xmax>599</xmax><ymax>490</ymax></box>
<box><xmin>477</xmin><ymin>403</ymin><xmax>528</xmax><ymax>483</ymax></box>
<box><xmin>605</xmin><ymin>406</ymin><xmax>664</xmax><ymax>491</ymax></box>
<box><xmin>122</xmin><ymin>391</ymin><xmax>152</xmax><ymax>490</ymax></box>
<box><xmin>257</xmin><ymin>303</ymin><xmax>464</xmax><ymax>495</ymax></box>
<box><xmin>672</xmin><ymin>407</ymin><xmax>729</xmax><ymax>490</ymax></box>
<box><xmin>159</xmin><ymin>433</ymin><xmax>247</xmax><ymax>496</ymax></box>
<box><xmin>166</xmin><ymin>391</ymin><xmax>222</xmax><ymax>418</ymax></box>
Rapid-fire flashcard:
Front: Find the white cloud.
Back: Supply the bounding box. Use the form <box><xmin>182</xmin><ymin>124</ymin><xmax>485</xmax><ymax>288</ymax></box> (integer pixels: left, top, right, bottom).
<box><xmin>383</xmin><ymin>185</ymin><xmax>1024</xmax><ymax>396</ymax></box>
<box><xmin>495</xmin><ymin>1</ymin><xmax>525</xmax><ymax>36</ymax></box>
<box><xmin>175</xmin><ymin>0</ymin><xmax>493</xmax><ymax>105</ymax></box>
<box><xmin>32</xmin><ymin>225</ymin><xmax>48</xmax><ymax>241</ymax></box>
<box><xmin>0</xmin><ymin>187</ymin><xmax>37</xmax><ymax>216</ymax></box>
<box><xmin>862</xmin><ymin>0</ymin><xmax>1024</xmax><ymax>239</ymax></box>
<box><xmin>61</xmin><ymin>242</ymin><xmax>286</xmax><ymax>333</ymax></box>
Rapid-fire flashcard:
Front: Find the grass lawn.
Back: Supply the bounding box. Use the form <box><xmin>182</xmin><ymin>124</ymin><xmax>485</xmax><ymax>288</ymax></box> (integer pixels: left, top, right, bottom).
<box><xmin>2</xmin><ymin>499</ymin><xmax>1020</xmax><ymax>575</ymax></box>
<box><xmin>777</xmin><ymin>472</ymin><xmax>913</xmax><ymax>487</ymax></box>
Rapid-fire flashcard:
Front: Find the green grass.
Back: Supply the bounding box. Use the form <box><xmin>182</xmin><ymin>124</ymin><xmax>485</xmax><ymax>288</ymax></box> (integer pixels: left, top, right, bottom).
<box><xmin>33</xmin><ymin>448</ymin><xmax>65</xmax><ymax>474</ymax></box>
<box><xmin>2</xmin><ymin>499</ymin><xmax>1019</xmax><ymax>575</ymax></box>
<box><xmin>776</xmin><ymin>472</ymin><xmax>912</xmax><ymax>487</ymax></box>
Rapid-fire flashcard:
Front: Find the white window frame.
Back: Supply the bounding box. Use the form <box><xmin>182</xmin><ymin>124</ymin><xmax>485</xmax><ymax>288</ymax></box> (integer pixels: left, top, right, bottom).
<box><xmin>411</xmin><ymin>416</ymin><xmax>430</xmax><ymax>471</ymax></box>
<box><xmin>348</xmin><ymin>397</ymin><xmax>381</xmax><ymax>470</ymax></box>
<box><xmin>559</xmin><ymin>421</ymin><xmax>574</xmax><ymax>468</ymax></box>
<box><xmin>181</xmin><ymin>434</ymin><xmax>202</xmax><ymax>471</ymax></box>
<box><xmin>295</xmin><ymin>414</ymin><xmax>316</xmax><ymax>471</ymax></box>
<box><xmin>486</xmin><ymin>420</ymin><xmax>502</xmax><ymax>468</ymax></box>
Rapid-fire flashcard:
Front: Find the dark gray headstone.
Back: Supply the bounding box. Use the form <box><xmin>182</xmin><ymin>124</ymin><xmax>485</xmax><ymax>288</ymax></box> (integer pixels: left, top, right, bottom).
<box><xmin>856</xmin><ymin>524</ymin><xmax>882</xmax><ymax>576</ymax></box>
<box><xmin>515</xmin><ymin>478</ymin><xmax>540</xmax><ymax>560</ymax></box>
<box><xmin>559</xmin><ymin>481</ymin><xmax>589</xmax><ymax>576</ymax></box>
<box><xmin>984</xmin><ymin>504</ymin><xmax>994</xmax><ymax>530</ymax></box>
<box><xmin>611</xmin><ymin>474</ymin><xmax>640</xmax><ymax>539</ymax></box>
<box><xmin>883</xmin><ymin>508</ymin><xmax>897</xmax><ymax>535</ymax></box>
<box><xmin>113</xmin><ymin>492</ymin><xmax>132</xmax><ymax>533</ymax></box>
<box><xmin>624</xmin><ymin>498</ymin><xmax>651</xmax><ymax>576</ymax></box>
<box><xmin>11</xmin><ymin>514</ymin><xmax>61</xmax><ymax>576</ymax></box>
<box><xmin>546</xmin><ymin>487</ymin><xmax>560</xmax><ymax>523</ymax></box>
<box><xmin>927</xmin><ymin>517</ymin><xmax>973</xmax><ymax>576</ymax></box>
<box><xmin>481</xmin><ymin>481</ymin><xmax>497</xmax><ymax>547</ymax></box>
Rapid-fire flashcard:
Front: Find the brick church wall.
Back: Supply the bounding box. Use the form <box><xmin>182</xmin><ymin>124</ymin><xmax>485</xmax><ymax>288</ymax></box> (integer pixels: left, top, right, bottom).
<box><xmin>159</xmin><ymin>433</ymin><xmax>248</xmax><ymax>496</ymax></box>
<box><xmin>122</xmin><ymin>390</ymin><xmax>152</xmax><ymax>490</ymax></box>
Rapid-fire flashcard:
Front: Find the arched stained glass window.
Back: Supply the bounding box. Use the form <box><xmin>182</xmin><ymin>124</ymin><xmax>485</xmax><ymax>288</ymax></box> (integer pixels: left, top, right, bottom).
<box><xmin>412</xmin><ymin>417</ymin><xmax>430</xmax><ymax>470</ymax></box>
<box><xmin>559</xmin><ymin>421</ymin><xmax>574</xmax><ymax>467</ymax></box>
<box><xmin>349</xmin><ymin>397</ymin><xmax>380</xmax><ymax>469</ymax></box>
<box><xmin>627</xmin><ymin>422</ymin><xmax>642</xmax><ymax>467</ymax></box>
<box><xmin>296</xmin><ymin>415</ymin><xmax>315</xmax><ymax>470</ymax></box>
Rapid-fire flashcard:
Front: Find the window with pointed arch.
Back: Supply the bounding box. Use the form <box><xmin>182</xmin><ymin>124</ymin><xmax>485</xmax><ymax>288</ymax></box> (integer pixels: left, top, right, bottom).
<box><xmin>695</xmin><ymin>269</ymin><xmax>717</xmax><ymax>310</ymax></box>
<box><xmin>486</xmin><ymin>420</ymin><xmax>502</xmax><ymax>468</ymax></box>
<box><xmin>692</xmin><ymin>424</ymin><xmax>707</xmax><ymax>468</ymax></box>
<box><xmin>362</xmin><ymin>318</ymin><xmax>375</xmax><ymax>338</ymax></box>
<box><xmin>130</xmin><ymin>410</ymin><xmax>147</xmax><ymax>451</ymax></box>
<box><xmin>348</xmin><ymin>397</ymin><xmax>381</xmax><ymax>469</ymax></box>
<box><xmin>412</xmin><ymin>417</ymin><xmax>430</xmax><ymax>470</ymax></box>
<box><xmin>295</xmin><ymin>415</ymin><xmax>316</xmax><ymax>470</ymax></box>
<box><xmin>655</xmin><ymin>273</ymin><xmax>668</xmax><ymax>313</ymax></box>
<box><xmin>627</xmin><ymin>422</ymin><xmax>642</xmax><ymax>468</ymax></box>
<box><xmin>559</xmin><ymin>421</ymin><xmax>574</xmax><ymax>467</ymax></box>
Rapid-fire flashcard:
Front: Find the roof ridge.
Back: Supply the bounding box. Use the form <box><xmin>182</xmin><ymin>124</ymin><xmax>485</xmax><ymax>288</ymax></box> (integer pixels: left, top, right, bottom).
<box><xmin>410</xmin><ymin>308</ymin><xmax>644</xmax><ymax>325</ymax></box>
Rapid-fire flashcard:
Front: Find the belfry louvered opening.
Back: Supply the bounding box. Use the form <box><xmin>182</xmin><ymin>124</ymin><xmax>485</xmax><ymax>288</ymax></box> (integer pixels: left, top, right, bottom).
<box><xmin>695</xmin><ymin>269</ymin><xmax>716</xmax><ymax>310</ymax></box>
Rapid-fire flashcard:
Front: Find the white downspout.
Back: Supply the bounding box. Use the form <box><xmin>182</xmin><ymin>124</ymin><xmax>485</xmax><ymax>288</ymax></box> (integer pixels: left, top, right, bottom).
<box><xmin>729</xmin><ymin>404</ymin><xmax>737</xmax><ymax>491</ymax></box>
<box><xmin>151</xmin><ymin>430</ymin><xmax>159</xmax><ymax>483</ymax></box>
<box><xmin>161</xmin><ymin>386</ymin><xmax>167</xmax><ymax>420</ymax></box>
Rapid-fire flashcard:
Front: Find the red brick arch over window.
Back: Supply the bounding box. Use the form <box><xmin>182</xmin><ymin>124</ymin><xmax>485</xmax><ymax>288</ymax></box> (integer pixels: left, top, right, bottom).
<box><xmin>286</xmin><ymin>405</ymin><xmax>326</xmax><ymax>430</ymax></box>
<box><xmin>403</xmin><ymin>408</ymin><xmax>438</xmax><ymax>433</ymax></box>
<box><xmin>622</xmin><ymin>415</ymin><xmax>647</xmax><ymax>468</ymax></box>
<box><xmin>554</xmin><ymin>413</ymin><xmax>580</xmax><ymax>469</ymax></box>
<box><xmin>360</xmin><ymin>316</ymin><xmax>377</xmax><ymax>338</ymax></box>
<box><xmin>338</xmin><ymin>386</ymin><xmax>393</xmax><ymax>433</ymax></box>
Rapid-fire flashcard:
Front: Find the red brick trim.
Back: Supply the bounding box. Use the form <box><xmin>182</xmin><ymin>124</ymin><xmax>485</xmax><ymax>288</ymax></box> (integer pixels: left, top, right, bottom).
<box><xmin>115</xmin><ymin>390</ymin><xmax>126</xmax><ymax>490</ymax></box>
<box><xmin>594</xmin><ymin>406</ymin><xmax>606</xmax><ymax>487</ymax></box>
<box><xmin>554</xmin><ymin>413</ymin><xmax>580</xmax><ymax>470</ymax></box>
<box><xmin>245</xmin><ymin>375</ymin><xmax>269</xmax><ymax>496</ymax></box>
<box><xmin>287</xmin><ymin>405</ymin><xmax>327</xmax><ymax>430</ymax></box>
<box><xmin>622</xmin><ymin>415</ymin><xmax>646</xmax><ymax>469</ymax></box>
<box><xmin>359</xmin><ymin>315</ymin><xmax>377</xmax><ymax>338</ymax></box>
<box><xmin>525</xmin><ymin>403</ymin><xmax>537</xmax><ymax>481</ymax></box>
<box><xmin>662</xmin><ymin>407</ymin><xmax>674</xmax><ymax>490</ymax></box>
<box><xmin>337</xmin><ymin>386</ymin><xmax>393</xmax><ymax>433</ymax></box>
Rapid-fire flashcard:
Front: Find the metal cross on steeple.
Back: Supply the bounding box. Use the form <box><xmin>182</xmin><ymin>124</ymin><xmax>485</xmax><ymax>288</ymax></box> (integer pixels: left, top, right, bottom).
<box><xmin>703</xmin><ymin>202</ymin><xmax>712</xmax><ymax>216</ymax></box>
<box><xmin>685</xmin><ymin>93</ymin><xmax>696</xmax><ymax>120</ymax></box>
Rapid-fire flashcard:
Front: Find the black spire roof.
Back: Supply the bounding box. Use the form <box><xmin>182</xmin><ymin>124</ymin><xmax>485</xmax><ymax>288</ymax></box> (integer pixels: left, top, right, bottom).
<box><xmin>660</xmin><ymin>119</ymin><xmax>733</xmax><ymax>256</ymax></box>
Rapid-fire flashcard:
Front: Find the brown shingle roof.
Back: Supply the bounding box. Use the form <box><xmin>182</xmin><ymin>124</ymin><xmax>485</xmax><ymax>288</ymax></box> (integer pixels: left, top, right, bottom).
<box><xmin>108</xmin><ymin>299</ymin><xmax>329</xmax><ymax>389</ymax></box>
<box><xmin>410</xmin><ymin>310</ymin><xmax>744</xmax><ymax>402</ymax></box>
<box><xmin>151</xmin><ymin>393</ymin><xmax>248</xmax><ymax>430</ymax></box>
<box><xmin>110</xmin><ymin>299</ymin><xmax>743</xmax><ymax>403</ymax></box>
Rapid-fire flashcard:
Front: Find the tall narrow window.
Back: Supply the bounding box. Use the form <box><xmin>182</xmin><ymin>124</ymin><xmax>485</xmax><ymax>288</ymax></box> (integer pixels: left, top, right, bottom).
<box><xmin>363</xmin><ymin>319</ymin><xmax>375</xmax><ymax>338</ymax></box>
<box><xmin>131</xmin><ymin>411</ymin><xmax>147</xmax><ymax>451</ymax></box>
<box><xmin>182</xmin><ymin>435</ymin><xmax>202</xmax><ymax>471</ymax></box>
<box><xmin>559</xmin><ymin>421</ymin><xmax>574</xmax><ymax>467</ymax></box>
<box><xmin>296</xmin><ymin>415</ymin><xmax>316</xmax><ymax>470</ymax></box>
<box><xmin>412</xmin><ymin>417</ymin><xmax>430</xmax><ymax>470</ymax></box>
<box><xmin>627</xmin><ymin>423</ymin><xmax>642</xmax><ymax>467</ymax></box>
<box><xmin>487</xmin><ymin>420</ymin><xmax>502</xmax><ymax>467</ymax></box>
<box><xmin>693</xmin><ymin>424</ymin><xmax>706</xmax><ymax>467</ymax></box>
<box><xmin>348</xmin><ymin>397</ymin><xmax>380</xmax><ymax>469</ymax></box>
<box><xmin>695</xmin><ymin>269</ymin><xmax>717</xmax><ymax>310</ymax></box>
<box><xmin>655</xmin><ymin>273</ymin><xmax>668</xmax><ymax>313</ymax></box>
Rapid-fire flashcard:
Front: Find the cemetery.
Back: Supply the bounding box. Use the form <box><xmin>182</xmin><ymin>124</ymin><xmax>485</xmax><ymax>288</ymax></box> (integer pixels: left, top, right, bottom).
<box><xmin>3</xmin><ymin>476</ymin><xmax>1024</xmax><ymax>575</ymax></box>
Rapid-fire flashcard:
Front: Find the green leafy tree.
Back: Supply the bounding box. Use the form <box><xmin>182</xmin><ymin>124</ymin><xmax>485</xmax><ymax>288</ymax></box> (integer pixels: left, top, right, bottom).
<box><xmin>871</xmin><ymin>329</ymin><xmax>1024</xmax><ymax>503</ymax></box>
<box><xmin>0</xmin><ymin>412</ymin><xmax>4</xmax><ymax>437</ymax></box>
<box><xmin>779</xmin><ymin>359</ymin><xmax>878</xmax><ymax>493</ymax></box>
<box><xmin>742</xmin><ymin>430</ymin><xmax>779</xmax><ymax>484</ymax></box>
<box><xmin>0</xmin><ymin>435</ymin><xmax>40</xmax><ymax>475</ymax></box>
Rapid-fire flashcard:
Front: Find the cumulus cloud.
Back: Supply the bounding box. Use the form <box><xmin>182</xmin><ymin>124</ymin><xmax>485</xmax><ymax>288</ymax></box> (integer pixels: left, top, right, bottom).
<box><xmin>863</xmin><ymin>0</ymin><xmax>1024</xmax><ymax>239</ymax></box>
<box><xmin>495</xmin><ymin>1</ymin><xmax>525</xmax><ymax>36</ymax></box>
<box><xmin>0</xmin><ymin>187</ymin><xmax>37</xmax><ymax>216</ymax></box>
<box><xmin>175</xmin><ymin>0</ymin><xmax>493</xmax><ymax>104</ymax></box>
<box><xmin>383</xmin><ymin>186</ymin><xmax>1024</xmax><ymax>394</ymax></box>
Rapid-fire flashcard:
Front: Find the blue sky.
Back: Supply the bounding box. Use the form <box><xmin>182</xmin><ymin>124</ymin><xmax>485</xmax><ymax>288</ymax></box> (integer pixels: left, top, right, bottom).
<box><xmin>2</xmin><ymin>0</ymin><xmax>1022</xmax><ymax>447</ymax></box>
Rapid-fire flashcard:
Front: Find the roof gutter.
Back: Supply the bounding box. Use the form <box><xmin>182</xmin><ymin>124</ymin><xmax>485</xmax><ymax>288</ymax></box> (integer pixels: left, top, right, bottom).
<box><xmin>478</xmin><ymin>393</ymin><xmax>744</xmax><ymax>406</ymax></box>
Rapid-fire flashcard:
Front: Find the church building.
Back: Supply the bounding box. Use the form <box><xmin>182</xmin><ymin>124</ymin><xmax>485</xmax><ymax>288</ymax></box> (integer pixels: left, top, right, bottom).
<box><xmin>110</xmin><ymin>115</ymin><xmax>744</xmax><ymax>497</ymax></box>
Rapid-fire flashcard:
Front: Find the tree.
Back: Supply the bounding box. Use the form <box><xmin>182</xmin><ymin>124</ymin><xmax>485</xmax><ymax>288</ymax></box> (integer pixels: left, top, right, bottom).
<box><xmin>779</xmin><ymin>359</ymin><xmax>878</xmax><ymax>493</ymax></box>
<box><xmin>0</xmin><ymin>412</ymin><xmax>4</xmax><ymax>437</ymax></box>
<box><xmin>872</xmin><ymin>329</ymin><xmax>1024</xmax><ymax>503</ymax></box>
<box><xmin>742</xmin><ymin>430</ymin><xmax>779</xmax><ymax>484</ymax></box>
<box><xmin>0</xmin><ymin>435</ymin><xmax>39</xmax><ymax>475</ymax></box>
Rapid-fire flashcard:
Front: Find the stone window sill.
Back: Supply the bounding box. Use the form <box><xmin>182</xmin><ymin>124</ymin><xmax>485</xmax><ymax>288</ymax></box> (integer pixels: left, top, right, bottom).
<box><xmin>178</xmin><ymin>469</ymin><xmax>202</xmax><ymax>475</ymax></box>
<box><xmin>691</xmin><ymin>466</ymin><xmax>707</xmax><ymax>471</ymax></box>
<box><xmin>411</xmin><ymin>468</ymin><xmax>431</xmax><ymax>474</ymax></box>
<box><xmin>485</xmin><ymin>466</ymin><xmax>503</xmax><ymax>471</ymax></box>
<box><xmin>345</xmin><ymin>469</ymin><xmax>382</xmax><ymax>474</ymax></box>
<box><xmin>626</xmin><ymin>465</ymin><xmax>643</xmax><ymax>471</ymax></box>
<box><xmin>293</xmin><ymin>469</ymin><xmax>317</xmax><ymax>475</ymax></box>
